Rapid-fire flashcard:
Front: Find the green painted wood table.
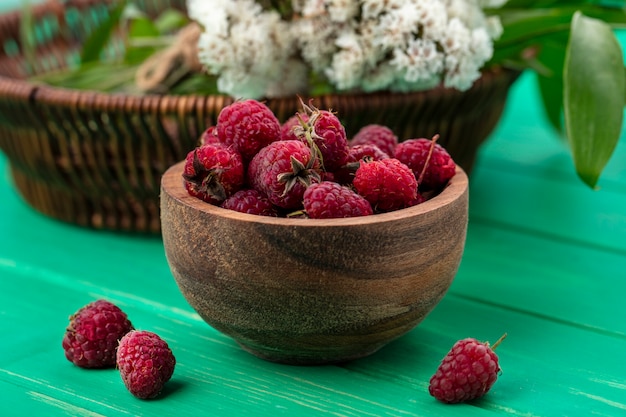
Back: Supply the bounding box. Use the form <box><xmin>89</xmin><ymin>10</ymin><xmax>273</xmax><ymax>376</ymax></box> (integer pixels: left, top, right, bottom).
<box><xmin>1</xmin><ymin>7</ymin><xmax>626</xmax><ymax>417</ymax></box>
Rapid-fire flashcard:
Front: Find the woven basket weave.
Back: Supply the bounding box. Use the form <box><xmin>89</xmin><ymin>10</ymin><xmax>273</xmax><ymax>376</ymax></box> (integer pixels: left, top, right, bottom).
<box><xmin>0</xmin><ymin>0</ymin><xmax>520</xmax><ymax>233</ymax></box>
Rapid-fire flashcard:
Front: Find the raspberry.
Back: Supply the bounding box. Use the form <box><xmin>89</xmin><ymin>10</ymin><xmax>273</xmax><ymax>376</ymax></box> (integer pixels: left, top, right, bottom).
<box><xmin>332</xmin><ymin>144</ymin><xmax>390</xmax><ymax>184</ymax></box>
<box><xmin>116</xmin><ymin>330</ymin><xmax>176</xmax><ymax>399</ymax></box>
<box><xmin>221</xmin><ymin>189</ymin><xmax>279</xmax><ymax>216</ymax></box>
<box><xmin>280</xmin><ymin>113</ymin><xmax>309</xmax><ymax>141</ymax></box>
<box><xmin>353</xmin><ymin>158</ymin><xmax>418</xmax><ymax>212</ymax></box>
<box><xmin>293</xmin><ymin>102</ymin><xmax>349</xmax><ymax>172</ymax></box>
<box><xmin>350</xmin><ymin>124</ymin><xmax>398</xmax><ymax>157</ymax></box>
<box><xmin>407</xmin><ymin>192</ymin><xmax>427</xmax><ymax>207</ymax></box>
<box><xmin>248</xmin><ymin>140</ymin><xmax>322</xmax><ymax>209</ymax></box>
<box><xmin>216</xmin><ymin>99</ymin><xmax>281</xmax><ymax>161</ymax></box>
<box><xmin>62</xmin><ymin>299</ymin><xmax>134</xmax><ymax>369</ymax></box>
<box><xmin>303</xmin><ymin>181</ymin><xmax>373</xmax><ymax>219</ymax></box>
<box><xmin>199</xmin><ymin>126</ymin><xmax>221</xmax><ymax>146</ymax></box>
<box><xmin>394</xmin><ymin>137</ymin><xmax>456</xmax><ymax>190</ymax></box>
<box><xmin>429</xmin><ymin>334</ymin><xmax>506</xmax><ymax>404</ymax></box>
<box><xmin>348</xmin><ymin>144</ymin><xmax>390</xmax><ymax>162</ymax></box>
<box><xmin>182</xmin><ymin>143</ymin><xmax>244</xmax><ymax>205</ymax></box>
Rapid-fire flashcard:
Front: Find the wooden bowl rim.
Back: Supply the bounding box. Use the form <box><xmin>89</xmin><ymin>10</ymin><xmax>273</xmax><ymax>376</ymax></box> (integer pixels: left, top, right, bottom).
<box><xmin>161</xmin><ymin>160</ymin><xmax>468</xmax><ymax>227</ymax></box>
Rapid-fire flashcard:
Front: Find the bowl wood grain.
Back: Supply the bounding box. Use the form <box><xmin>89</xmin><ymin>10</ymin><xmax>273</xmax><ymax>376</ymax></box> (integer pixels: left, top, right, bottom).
<box><xmin>161</xmin><ymin>161</ymin><xmax>469</xmax><ymax>364</ymax></box>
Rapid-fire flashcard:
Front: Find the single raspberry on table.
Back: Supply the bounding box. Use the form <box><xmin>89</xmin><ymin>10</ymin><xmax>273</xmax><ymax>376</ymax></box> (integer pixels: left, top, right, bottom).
<box><xmin>62</xmin><ymin>299</ymin><xmax>134</xmax><ymax>369</ymax></box>
<box><xmin>303</xmin><ymin>181</ymin><xmax>373</xmax><ymax>219</ymax></box>
<box><xmin>247</xmin><ymin>140</ymin><xmax>322</xmax><ymax>209</ymax></box>
<box><xmin>293</xmin><ymin>102</ymin><xmax>349</xmax><ymax>172</ymax></box>
<box><xmin>116</xmin><ymin>330</ymin><xmax>176</xmax><ymax>400</ymax></box>
<box><xmin>221</xmin><ymin>189</ymin><xmax>279</xmax><ymax>216</ymax></box>
<box><xmin>429</xmin><ymin>334</ymin><xmax>507</xmax><ymax>404</ymax></box>
<box><xmin>182</xmin><ymin>143</ymin><xmax>244</xmax><ymax>205</ymax></box>
<box><xmin>394</xmin><ymin>136</ymin><xmax>456</xmax><ymax>191</ymax></box>
<box><xmin>350</xmin><ymin>124</ymin><xmax>398</xmax><ymax>157</ymax></box>
<box><xmin>352</xmin><ymin>158</ymin><xmax>418</xmax><ymax>212</ymax></box>
<box><xmin>216</xmin><ymin>99</ymin><xmax>281</xmax><ymax>161</ymax></box>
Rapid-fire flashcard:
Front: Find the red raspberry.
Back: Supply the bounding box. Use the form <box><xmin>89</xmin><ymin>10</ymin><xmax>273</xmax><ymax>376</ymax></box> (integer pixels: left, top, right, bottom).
<box><xmin>394</xmin><ymin>137</ymin><xmax>456</xmax><ymax>190</ymax></box>
<box><xmin>216</xmin><ymin>99</ymin><xmax>281</xmax><ymax>161</ymax></box>
<box><xmin>332</xmin><ymin>144</ymin><xmax>390</xmax><ymax>184</ymax></box>
<box><xmin>280</xmin><ymin>113</ymin><xmax>309</xmax><ymax>141</ymax></box>
<box><xmin>62</xmin><ymin>299</ymin><xmax>134</xmax><ymax>369</ymax></box>
<box><xmin>407</xmin><ymin>192</ymin><xmax>427</xmax><ymax>207</ymax></box>
<box><xmin>182</xmin><ymin>143</ymin><xmax>244</xmax><ymax>205</ymax></box>
<box><xmin>348</xmin><ymin>143</ymin><xmax>390</xmax><ymax>162</ymax></box>
<box><xmin>248</xmin><ymin>140</ymin><xmax>322</xmax><ymax>209</ymax></box>
<box><xmin>350</xmin><ymin>124</ymin><xmax>398</xmax><ymax>157</ymax></box>
<box><xmin>353</xmin><ymin>158</ymin><xmax>418</xmax><ymax>212</ymax></box>
<box><xmin>429</xmin><ymin>335</ymin><xmax>506</xmax><ymax>404</ymax></box>
<box><xmin>116</xmin><ymin>330</ymin><xmax>176</xmax><ymax>399</ymax></box>
<box><xmin>221</xmin><ymin>189</ymin><xmax>279</xmax><ymax>216</ymax></box>
<box><xmin>303</xmin><ymin>181</ymin><xmax>373</xmax><ymax>219</ymax></box>
<box><xmin>199</xmin><ymin>126</ymin><xmax>221</xmax><ymax>146</ymax></box>
<box><xmin>293</xmin><ymin>102</ymin><xmax>349</xmax><ymax>172</ymax></box>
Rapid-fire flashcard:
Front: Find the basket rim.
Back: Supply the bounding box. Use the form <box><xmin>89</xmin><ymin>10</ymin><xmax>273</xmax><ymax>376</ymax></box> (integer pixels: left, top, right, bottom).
<box><xmin>0</xmin><ymin>66</ymin><xmax>521</xmax><ymax>113</ymax></box>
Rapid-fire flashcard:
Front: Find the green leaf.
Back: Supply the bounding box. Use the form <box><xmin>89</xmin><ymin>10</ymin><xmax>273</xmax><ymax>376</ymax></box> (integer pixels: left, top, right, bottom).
<box><xmin>564</xmin><ymin>12</ymin><xmax>625</xmax><ymax>188</ymax></box>
<box><xmin>536</xmin><ymin>33</ymin><xmax>569</xmax><ymax>133</ymax></box>
<box><xmin>80</xmin><ymin>1</ymin><xmax>127</xmax><ymax>65</ymax></box>
<box><xmin>18</xmin><ymin>0</ymin><xmax>36</xmax><ymax>74</ymax></box>
<box><xmin>128</xmin><ymin>16</ymin><xmax>161</xmax><ymax>38</ymax></box>
<box><xmin>30</xmin><ymin>62</ymin><xmax>139</xmax><ymax>92</ymax></box>
<box><xmin>124</xmin><ymin>16</ymin><xmax>160</xmax><ymax>65</ymax></box>
<box><xmin>154</xmin><ymin>9</ymin><xmax>189</xmax><ymax>34</ymax></box>
<box><xmin>169</xmin><ymin>74</ymin><xmax>220</xmax><ymax>95</ymax></box>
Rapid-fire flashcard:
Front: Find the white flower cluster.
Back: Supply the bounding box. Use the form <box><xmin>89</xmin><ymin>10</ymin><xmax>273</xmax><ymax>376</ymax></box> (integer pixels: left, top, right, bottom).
<box><xmin>187</xmin><ymin>0</ymin><xmax>505</xmax><ymax>99</ymax></box>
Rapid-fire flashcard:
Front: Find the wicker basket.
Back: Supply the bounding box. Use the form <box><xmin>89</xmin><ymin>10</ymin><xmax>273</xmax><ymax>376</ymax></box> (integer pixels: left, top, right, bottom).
<box><xmin>0</xmin><ymin>0</ymin><xmax>520</xmax><ymax>233</ymax></box>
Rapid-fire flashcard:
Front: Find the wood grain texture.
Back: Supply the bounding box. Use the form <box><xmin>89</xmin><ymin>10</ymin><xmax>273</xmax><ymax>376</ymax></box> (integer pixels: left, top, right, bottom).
<box><xmin>160</xmin><ymin>162</ymin><xmax>469</xmax><ymax>364</ymax></box>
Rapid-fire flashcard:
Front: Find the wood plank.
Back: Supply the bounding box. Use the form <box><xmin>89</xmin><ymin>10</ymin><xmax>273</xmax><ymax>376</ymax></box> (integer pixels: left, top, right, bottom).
<box><xmin>453</xmin><ymin>222</ymin><xmax>626</xmax><ymax>337</ymax></box>
<box><xmin>467</xmin><ymin>161</ymin><xmax>626</xmax><ymax>254</ymax></box>
<box><xmin>345</xmin><ymin>295</ymin><xmax>626</xmax><ymax>417</ymax></box>
<box><xmin>3</xmin><ymin>264</ymin><xmax>626</xmax><ymax>416</ymax></box>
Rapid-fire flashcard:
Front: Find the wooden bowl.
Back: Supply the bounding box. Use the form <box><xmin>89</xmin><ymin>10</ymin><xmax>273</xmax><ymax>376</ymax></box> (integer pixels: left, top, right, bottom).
<box><xmin>160</xmin><ymin>161</ymin><xmax>469</xmax><ymax>365</ymax></box>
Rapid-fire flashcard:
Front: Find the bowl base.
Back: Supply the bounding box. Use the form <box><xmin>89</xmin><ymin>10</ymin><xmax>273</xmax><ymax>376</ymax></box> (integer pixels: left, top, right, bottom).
<box><xmin>236</xmin><ymin>341</ymin><xmax>383</xmax><ymax>366</ymax></box>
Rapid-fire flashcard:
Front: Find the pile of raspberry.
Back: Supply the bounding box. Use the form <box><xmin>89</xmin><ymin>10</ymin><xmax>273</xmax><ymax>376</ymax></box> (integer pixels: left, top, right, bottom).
<box><xmin>182</xmin><ymin>99</ymin><xmax>457</xmax><ymax>219</ymax></box>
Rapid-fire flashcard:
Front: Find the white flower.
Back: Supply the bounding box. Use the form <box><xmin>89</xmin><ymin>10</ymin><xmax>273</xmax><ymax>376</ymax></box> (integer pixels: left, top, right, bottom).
<box><xmin>188</xmin><ymin>0</ymin><xmax>503</xmax><ymax>97</ymax></box>
<box><xmin>360</xmin><ymin>61</ymin><xmax>397</xmax><ymax>92</ymax></box>
<box><xmin>417</xmin><ymin>0</ymin><xmax>448</xmax><ymax>41</ymax></box>
<box><xmin>327</xmin><ymin>0</ymin><xmax>361</xmax><ymax>22</ymax></box>
<box><xmin>325</xmin><ymin>30</ymin><xmax>366</xmax><ymax>89</ymax></box>
<box><xmin>188</xmin><ymin>0</ymin><xmax>295</xmax><ymax>99</ymax></box>
<box><xmin>391</xmin><ymin>37</ymin><xmax>444</xmax><ymax>85</ymax></box>
<box><xmin>443</xmin><ymin>26</ymin><xmax>493</xmax><ymax>90</ymax></box>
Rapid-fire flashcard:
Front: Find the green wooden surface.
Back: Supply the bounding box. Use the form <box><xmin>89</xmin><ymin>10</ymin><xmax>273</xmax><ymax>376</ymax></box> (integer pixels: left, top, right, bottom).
<box><xmin>1</xmin><ymin>1</ymin><xmax>626</xmax><ymax>414</ymax></box>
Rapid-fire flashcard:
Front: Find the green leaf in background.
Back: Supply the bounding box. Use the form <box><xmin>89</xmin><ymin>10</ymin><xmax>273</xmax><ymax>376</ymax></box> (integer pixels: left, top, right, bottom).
<box><xmin>124</xmin><ymin>15</ymin><xmax>161</xmax><ymax>65</ymax></box>
<box><xmin>564</xmin><ymin>12</ymin><xmax>625</xmax><ymax>188</ymax></box>
<box><xmin>536</xmin><ymin>32</ymin><xmax>569</xmax><ymax>134</ymax></box>
<box><xmin>154</xmin><ymin>9</ymin><xmax>189</xmax><ymax>33</ymax></box>
<box><xmin>80</xmin><ymin>0</ymin><xmax>127</xmax><ymax>64</ymax></box>
<box><xmin>124</xmin><ymin>8</ymin><xmax>189</xmax><ymax>66</ymax></box>
<box><xmin>18</xmin><ymin>0</ymin><xmax>36</xmax><ymax>74</ymax></box>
